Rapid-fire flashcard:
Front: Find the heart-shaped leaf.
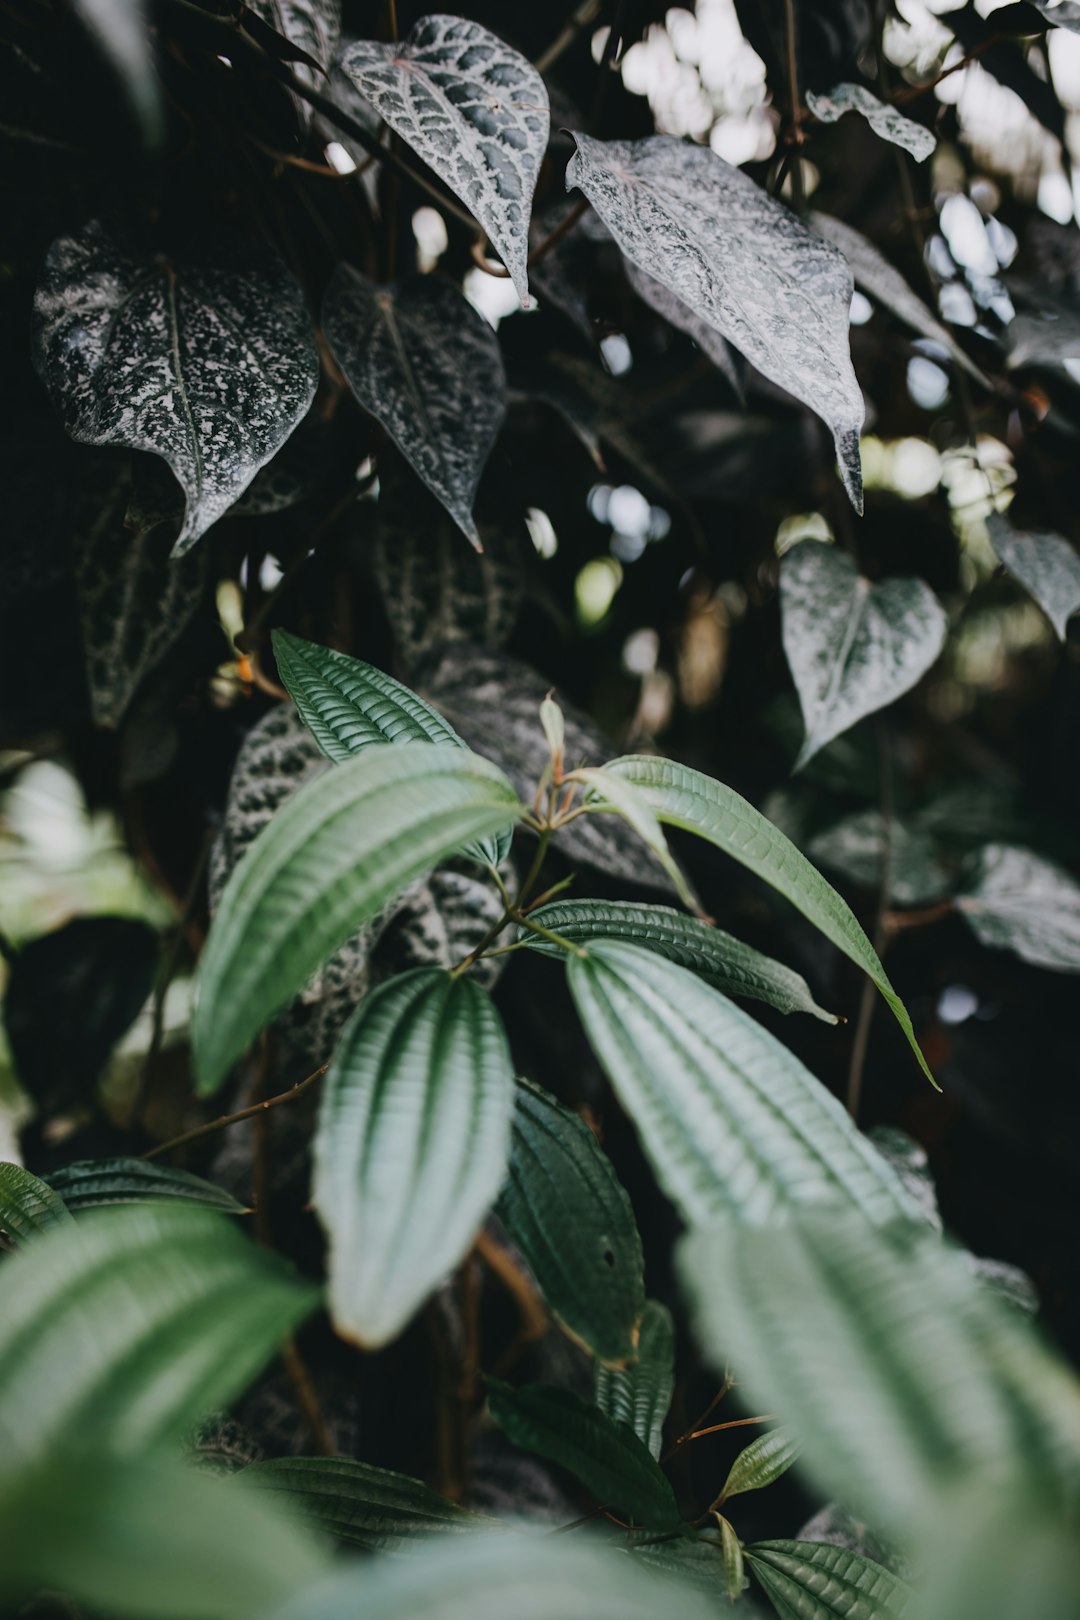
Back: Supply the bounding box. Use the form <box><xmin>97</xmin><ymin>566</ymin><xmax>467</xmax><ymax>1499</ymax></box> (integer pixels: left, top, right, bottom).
<box><xmin>244</xmin><ymin>1456</ymin><xmax>492</xmax><ymax>1551</ymax></box>
<box><xmin>986</xmin><ymin>512</ymin><xmax>1080</xmax><ymax>640</ymax></box>
<box><xmin>33</xmin><ymin>221</ymin><xmax>319</xmax><ymax>553</ymax></box>
<box><xmin>567</xmin><ymin>940</ymin><xmax>917</xmax><ymax>1226</ymax></box>
<box><xmin>496</xmin><ymin>1078</ymin><xmax>645</xmax><ymax>1365</ymax></box>
<box><xmin>0</xmin><ymin>1162</ymin><xmax>74</xmax><ymax>1244</ymax></box>
<box><xmin>336</xmin><ymin>17</ymin><xmax>549</xmax><ymax>305</ymax></box>
<box><xmin>313</xmin><ymin>968</ymin><xmax>515</xmax><ymax>1347</ymax></box>
<box><xmin>744</xmin><ymin>1540</ymin><xmax>915</xmax><ymax>1620</ymax></box>
<box><xmin>193</xmin><ymin>743</ymin><xmax>521</xmax><ymax>1094</ymax></box>
<box><xmin>957</xmin><ymin>844</ymin><xmax>1080</xmax><ymax>970</ymax></box>
<box><xmin>322</xmin><ymin>269</ymin><xmax>505</xmax><ymax>547</ymax></box>
<box><xmin>564</xmin><ymin>133</ymin><xmax>865</xmax><ymax>510</ymax></box>
<box><xmin>780</xmin><ymin>541</ymin><xmax>947</xmax><ymax>769</ymax></box>
<box><xmin>807</xmin><ymin>84</ymin><xmax>935</xmax><ymax>160</ymax></box>
<box><xmin>44</xmin><ymin>1157</ymin><xmax>245</xmax><ymax>1214</ymax></box>
<box><xmin>593</xmin><ymin>1299</ymin><xmax>674</xmax><ymax>1458</ymax></box>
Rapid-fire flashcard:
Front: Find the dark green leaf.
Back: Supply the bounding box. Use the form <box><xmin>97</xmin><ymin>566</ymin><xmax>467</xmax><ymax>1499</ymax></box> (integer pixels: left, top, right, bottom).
<box><xmin>744</xmin><ymin>1540</ymin><xmax>915</xmax><ymax>1620</ymax></box>
<box><xmin>593</xmin><ymin>1299</ymin><xmax>674</xmax><ymax>1457</ymax></box>
<box><xmin>44</xmin><ymin>1157</ymin><xmax>245</xmax><ymax>1214</ymax></box>
<box><xmin>0</xmin><ymin>1161</ymin><xmax>74</xmax><ymax>1243</ymax></box>
<box><xmin>718</xmin><ymin>1430</ymin><xmax>801</xmax><ymax>1504</ymax></box>
<box><xmin>244</xmin><ymin>1456</ymin><xmax>492</xmax><ymax>1551</ymax></box>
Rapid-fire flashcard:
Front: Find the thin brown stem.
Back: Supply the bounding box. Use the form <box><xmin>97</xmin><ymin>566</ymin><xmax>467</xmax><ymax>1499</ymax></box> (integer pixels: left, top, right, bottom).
<box><xmin>661</xmin><ymin>1374</ymin><xmax>733</xmax><ymax>1463</ymax></box>
<box><xmin>782</xmin><ymin>0</ymin><xmax>805</xmax><ymax>212</ymax></box>
<box><xmin>527</xmin><ymin>197</ymin><xmax>589</xmax><ymax>269</ymax></box>
<box><xmin>686</xmin><ymin>1413</ymin><xmax>776</xmax><ymax>1443</ymax></box>
<box><xmin>142</xmin><ymin>1063</ymin><xmax>328</xmax><ymax>1160</ymax></box>
<box><xmin>281</xmin><ymin>1338</ymin><xmax>337</xmax><ymax>1456</ymax></box>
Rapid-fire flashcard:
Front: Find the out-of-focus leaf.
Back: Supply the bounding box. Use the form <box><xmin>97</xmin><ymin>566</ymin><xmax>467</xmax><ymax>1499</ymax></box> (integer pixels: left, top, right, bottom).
<box><xmin>593</xmin><ymin>1300</ymin><xmax>674</xmax><ymax>1457</ymax></box>
<box><xmin>1026</xmin><ymin>0</ymin><xmax>1080</xmax><ymax>32</ymax></box>
<box><xmin>44</xmin><ymin>1157</ymin><xmax>245</xmax><ymax>1214</ymax></box>
<box><xmin>744</xmin><ymin>1539</ymin><xmax>915</xmax><ymax>1619</ymax></box>
<box><xmin>0</xmin><ymin>1162</ymin><xmax>74</xmax><ymax>1243</ymax></box>
<box><xmin>808</xmin><ymin>811</ymin><xmax>952</xmax><ymax>906</ymax></box>
<box><xmin>71</xmin><ymin>0</ymin><xmax>162</xmax><ymax>142</ymax></box>
<box><xmin>807</xmin><ymin>83</ymin><xmax>935</xmax><ymax>160</ymax></box>
<box><xmin>717</xmin><ymin>1430</ymin><xmax>801</xmax><ymax>1504</ymax></box>
<box><xmin>986</xmin><ymin>512</ymin><xmax>1080</xmax><ymax>640</ymax></box>
<box><xmin>957</xmin><ymin>844</ymin><xmax>1080</xmax><ymax>970</ymax></box>
<box><xmin>1005</xmin><ymin>305</ymin><xmax>1080</xmax><ymax>368</ymax></box>
<box><xmin>244</xmin><ymin>1456</ymin><xmax>491</xmax><ymax>1551</ymax></box>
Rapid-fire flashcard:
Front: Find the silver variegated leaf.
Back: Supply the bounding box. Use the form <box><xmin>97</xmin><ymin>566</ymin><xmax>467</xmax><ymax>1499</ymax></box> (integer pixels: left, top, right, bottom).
<box><xmin>624</xmin><ymin>261</ymin><xmax>743</xmax><ymax>398</ymax></box>
<box><xmin>780</xmin><ymin>541</ymin><xmax>948</xmax><ymax>769</ymax></box>
<box><xmin>957</xmin><ymin>844</ymin><xmax>1080</xmax><ymax>971</ymax></box>
<box><xmin>808</xmin><ymin>811</ymin><xmax>952</xmax><ymax>906</ymax></box>
<box><xmin>33</xmin><ymin>221</ymin><xmax>319</xmax><ymax>554</ymax></box>
<box><xmin>565</xmin><ymin>133</ymin><xmax>864</xmax><ymax>510</ymax></box>
<box><xmin>323</xmin><ymin>268</ymin><xmax>506</xmax><ymax>547</ymax></box>
<box><xmin>336</xmin><ymin>17</ymin><xmax>549</xmax><ymax>306</ymax></box>
<box><xmin>248</xmin><ymin>0</ymin><xmax>341</xmax><ymax>106</ymax></box>
<box><xmin>372</xmin><ymin>866</ymin><xmax>512</xmax><ymax>993</ymax></box>
<box><xmin>986</xmin><ymin>512</ymin><xmax>1080</xmax><ymax>640</ymax></box>
<box><xmin>807</xmin><ymin>83</ymin><xmax>935</xmax><ymax>161</ymax></box>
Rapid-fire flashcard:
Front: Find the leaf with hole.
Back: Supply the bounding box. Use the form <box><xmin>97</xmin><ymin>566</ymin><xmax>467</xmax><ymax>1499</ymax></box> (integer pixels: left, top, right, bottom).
<box><xmin>717</xmin><ymin>1430</ymin><xmax>801</xmax><ymax>1504</ymax></box>
<box><xmin>744</xmin><ymin>1539</ymin><xmax>915</xmax><ymax>1620</ymax></box>
<box><xmin>496</xmin><ymin>1078</ymin><xmax>645</xmax><ymax>1365</ymax></box>
<box><xmin>593</xmin><ymin>1299</ymin><xmax>674</xmax><ymax>1457</ymax></box>
<box><xmin>243</xmin><ymin>1456</ymin><xmax>492</xmax><ymax>1551</ymax></box>
<box><xmin>807</xmin><ymin>84</ymin><xmax>935</xmax><ymax>161</ymax></box>
<box><xmin>44</xmin><ymin>1158</ymin><xmax>245</xmax><ymax>1214</ymax></box>
<box><xmin>0</xmin><ymin>1162</ymin><xmax>74</xmax><ymax>1244</ymax></box>
<box><xmin>33</xmin><ymin>220</ymin><xmax>319</xmax><ymax>554</ymax></box>
<box><xmin>956</xmin><ymin>844</ymin><xmax>1080</xmax><ymax>970</ymax></box>
<box><xmin>986</xmin><ymin>512</ymin><xmax>1080</xmax><ymax>640</ymax></box>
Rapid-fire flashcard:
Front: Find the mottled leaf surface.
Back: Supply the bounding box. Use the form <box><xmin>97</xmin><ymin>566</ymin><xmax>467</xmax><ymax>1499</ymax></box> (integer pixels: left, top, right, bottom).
<box><xmin>625</xmin><ymin>260</ymin><xmax>743</xmax><ymax>397</ymax></box>
<box><xmin>322</xmin><ymin>268</ymin><xmax>505</xmax><ymax>546</ymax></box>
<box><xmin>781</xmin><ymin>542</ymin><xmax>947</xmax><ymax>768</ymax></box>
<box><xmin>986</xmin><ymin>512</ymin><xmax>1080</xmax><ymax>639</ymax></box>
<box><xmin>248</xmin><ymin>0</ymin><xmax>341</xmax><ymax>101</ymax></box>
<box><xmin>565</xmin><ymin>133</ymin><xmax>864</xmax><ymax>509</ymax></box>
<box><xmin>0</xmin><ymin>1162</ymin><xmax>74</xmax><ymax>1244</ymax></box>
<box><xmin>33</xmin><ymin>220</ymin><xmax>318</xmax><ymax>552</ymax></box>
<box><xmin>244</xmin><ymin>1456</ymin><xmax>492</xmax><ymax>1552</ymax></box>
<box><xmin>807</xmin><ymin>83</ymin><xmax>935</xmax><ymax>161</ymax></box>
<box><xmin>809</xmin><ymin>811</ymin><xmax>952</xmax><ymax>906</ymax></box>
<box><xmin>744</xmin><ymin>1540</ymin><xmax>915</xmax><ymax>1620</ymax></box>
<box><xmin>336</xmin><ymin>17</ymin><xmax>549</xmax><ymax>305</ymax></box>
<box><xmin>593</xmin><ymin>1300</ymin><xmax>674</xmax><ymax>1458</ymax></box>
<box><xmin>957</xmin><ymin>844</ymin><xmax>1080</xmax><ymax>970</ymax></box>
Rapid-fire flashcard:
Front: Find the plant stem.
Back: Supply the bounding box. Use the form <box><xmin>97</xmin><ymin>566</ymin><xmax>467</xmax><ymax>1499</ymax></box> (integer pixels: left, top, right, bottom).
<box><xmin>782</xmin><ymin>0</ymin><xmax>805</xmax><ymax>212</ymax></box>
<box><xmin>142</xmin><ymin>1063</ymin><xmax>329</xmax><ymax>1160</ymax></box>
<box><xmin>281</xmin><ymin>1337</ymin><xmax>337</xmax><ymax>1456</ymax></box>
<box><xmin>513</xmin><ymin>914</ymin><xmax>588</xmax><ymax>956</ymax></box>
<box><xmin>535</xmin><ymin>0</ymin><xmax>603</xmax><ymax>75</ymax></box>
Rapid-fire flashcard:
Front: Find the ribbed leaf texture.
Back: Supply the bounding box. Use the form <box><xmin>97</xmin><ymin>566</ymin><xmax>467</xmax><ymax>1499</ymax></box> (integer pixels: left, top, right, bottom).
<box><xmin>718</xmin><ymin>1429</ymin><xmax>801</xmax><ymax>1503</ymax></box>
<box><xmin>744</xmin><ymin>1540</ymin><xmax>915</xmax><ymax>1620</ymax></box>
<box><xmin>567</xmin><ymin>941</ymin><xmax>916</xmax><ymax>1226</ymax></box>
<box><xmin>244</xmin><ymin>1456</ymin><xmax>491</xmax><ymax>1551</ymax></box>
<box><xmin>313</xmin><ymin>969</ymin><xmax>515</xmax><ymax>1347</ymax></box>
<box><xmin>44</xmin><ymin>1157</ymin><xmax>245</xmax><ymax>1214</ymax></box>
<box><xmin>0</xmin><ymin>1162</ymin><xmax>74</xmax><ymax>1243</ymax></box>
<box><xmin>496</xmin><ymin>1078</ymin><xmax>645</xmax><ymax>1365</ymax></box>
<box><xmin>0</xmin><ymin>1206</ymin><xmax>317</xmax><ymax>1462</ymax></box>
<box><xmin>193</xmin><ymin>742</ymin><xmax>520</xmax><ymax>1093</ymax></box>
<box><xmin>593</xmin><ymin>1299</ymin><xmax>674</xmax><ymax>1458</ymax></box>
<box><xmin>605</xmin><ymin>756</ymin><xmax>935</xmax><ymax>1084</ymax></box>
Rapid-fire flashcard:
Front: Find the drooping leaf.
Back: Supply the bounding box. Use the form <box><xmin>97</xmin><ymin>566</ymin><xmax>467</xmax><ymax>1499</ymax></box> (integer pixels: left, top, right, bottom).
<box><xmin>575</xmin><ymin>766</ymin><xmax>696</xmax><ymax>907</ymax></box>
<box><xmin>0</xmin><ymin>1452</ymin><xmax>327</xmax><ymax>1620</ymax></box>
<box><xmin>313</xmin><ymin>968</ymin><xmax>515</xmax><ymax>1347</ymax></box>
<box><xmin>71</xmin><ymin>0</ymin><xmax>162</xmax><ymax>142</ymax></box>
<box><xmin>780</xmin><ymin>541</ymin><xmax>948</xmax><ymax>769</ymax></box>
<box><xmin>336</xmin><ymin>18</ymin><xmax>549</xmax><ymax>305</ymax></box>
<box><xmin>807</xmin><ymin>83</ymin><xmax>935</xmax><ymax>161</ymax></box>
<box><xmin>625</xmin><ymin>260</ymin><xmax>743</xmax><ymax>398</ymax></box>
<box><xmin>496</xmin><ymin>1078</ymin><xmax>645</xmax><ymax>1365</ymax></box>
<box><xmin>485</xmin><ymin>1380</ymin><xmax>682</xmax><ymax>1528</ymax></box>
<box><xmin>717</xmin><ymin>1517</ymin><xmax>747</xmax><ymax>1603</ymax></box>
<box><xmin>44</xmin><ymin>1157</ymin><xmax>246</xmax><ymax>1214</ymax></box>
<box><xmin>33</xmin><ymin>220</ymin><xmax>319</xmax><ymax>553</ymax></box>
<box><xmin>567</xmin><ymin>941</ymin><xmax>917</xmax><ymax>1226</ymax></box>
<box><xmin>322</xmin><ymin>269</ymin><xmax>505</xmax><ymax>547</ymax></box>
<box><xmin>717</xmin><ymin>1430</ymin><xmax>801</xmax><ymax>1505</ymax></box>
<box><xmin>565</xmin><ymin>133</ymin><xmax>865</xmax><ymax>510</ymax></box>
<box><xmin>271</xmin><ymin>629</ymin><xmax>508</xmax><ymax>869</ymax></box>
<box><xmin>243</xmin><ymin>1456</ymin><xmax>491</xmax><ymax>1551</ymax></box>
<box><xmin>0</xmin><ymin>1206</ymin><xmax>318</xmax><ymax>1462</ymax></box>
<box><xmin>193</xmin><ymin>743</ymin><xmax>521</xmax><ymax>1094</ymax></box>
<box><xmin>593</xmin><ymin>1300</ymin><xmax>674</xmax><ymax>1458</ymax></box>
<box><xmin>247</xmin><ymin>0</ymin><xmax>341</xmax><ymax>104</ymax></box>
<box><xmin>744</xmin><ymin>1539</ymin><xmax>915</xmax><ymax>1620</ymax></box>
<box><xmin>523</xmin><ymin>900</ymin><xmax>839</xmax><ymax>1023</ymax></box>
<box><xmin>986</xmin><ymin>512</ymin><xmax>1080</xmax><ymax>640</ymax></box>
<box><xmin>956</xmin><ymin>844</ymin><xmax>1080</xmax><ymax>970</ymax></box>
<box><xmin>677</xmin><ymin>1215</ymin><xmax>1080</xmax><ymax>1530</ymax></box>
<box><xmin>0</xmin><ymin>1162</ymin><xmax>74</xmax><ymax>1243</ymax></box>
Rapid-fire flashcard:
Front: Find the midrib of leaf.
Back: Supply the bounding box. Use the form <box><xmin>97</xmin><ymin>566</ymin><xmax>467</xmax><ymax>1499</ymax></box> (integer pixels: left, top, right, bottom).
<box><xmin>165</xmin><ymin>264</ymin><xmax>203</xmax><ymax>507</ymax></box>
<box><xmin>377</xmin><ymin>290</ymin><xmax>451</xmax><ymax>486</ymax></box>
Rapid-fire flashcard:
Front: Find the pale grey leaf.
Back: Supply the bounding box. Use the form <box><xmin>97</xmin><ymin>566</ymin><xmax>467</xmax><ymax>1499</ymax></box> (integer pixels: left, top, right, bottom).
<box><xmin>248</xmin><ymin>0</ymin><xmax>340</xmax><ymax>105</ymax></box>
<box><xmin>33</xmin><ymin>221</ymin><xmax>319</xmax><ymax>553</ymax></box>
<box><xmin>71</xmin><ymin>0</ymin><xmax>162</xmax><ymax>142</ymax></box>
<box><xmin>336</xmin><ymin>17</ymin><xmax>549</xmax><ymax>305</ymax></box>
<box><xmin>986</xmin><ymin>512</ymin><xmax>1080</xmax><ymax>640</ymax></box>
<box><xmin>868</xmin><ymin>1125</ymin><xmax>942</xmax><ymax>1233</ymax></box>
<box><xmin>780</xmin><ymin>541</ymin><xmax>948</xmax><ymax>768</ymax></box>
<box><xmin>957</xmin><ymin>843</ymin><xmax>1080</xmax><ymax>971</ymax></box>
<box><xmin>811</xmin><ymin>211</ymin><xmax>991</xmax><ymax>388</ymax></box>
<box><xmin>1006</xmin><ymin>306</ymin><xmax>1080</xmax><ymax>369</ymax></box>
<box><xmin>624</xmin><ymin>260</ymin><xmax>743</xmax><ymax>398</ymax></box>
<box><xmin>1026</xmin><ymin>0</ymin><xmax>1080</xmax><ymax>31</ymax></box>
<box><xmin>565</xmin><ymin>132</ymin><xmax>864</xmax><ymax>510</ymax></box>
<box><xmin>372</xmin><ymin>865</ymin><xmax>512</xmax><ymax>993</ymax></box>
<box><xmin>807</xmin><ymin>83</ymin><xmax>936</xmax><ymax>161</ymax></box>
<box><xmin>808</xmin><ymin>810</ymin><xmax>952</xmax><ymax>906</ymax></box>
<box><xmin>323</xmin><ymin>268</ymin><xmax>505</xmax><ymax>547</ymax></box>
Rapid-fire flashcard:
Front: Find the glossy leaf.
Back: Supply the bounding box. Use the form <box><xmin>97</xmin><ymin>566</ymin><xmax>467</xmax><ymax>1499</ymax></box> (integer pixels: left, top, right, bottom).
<box><xmin>71</xmin><ymin>0</ymin><xmax>162</xmax><ymax>142</ymax></box>
<box><xmin>522</xmin><ymin>900</ymin><xmax>839</xmax><ymax>1023</ymax></box>
<box><xmin>745</xmin><ymin>1539</ymin><xmax>914</xmax><ymax>1620</ymax></box>
<box><xmin>575</xmin><ymin>766</ymin><xmax>695</xmax><ymax>907</ymax></box>
<box><xmin>604</xmin><ymin>757</ymin><xmax>933</xmax><ymax>1083</ymax></box>
<box><xmin>33</xmin><ymin>220</ymin><xmax>319</xmax><ymax>553</ymax></box>
<box><xmin>781</xmin><ymin>541</ymin><xmax>947</xmax><ymax>769</ymax></box>
<box><xmin>193</xmin><ymin>743</ymin><xmax>521</xmax><ymax>1094</ymax></box>
<box><xmin>496</xmin><ymin>1078</ymin><xmax>645</xmax><ymax>1365</ymax></box>
<box><xmin>567</xmin><ymin>941</ymin><xmax>916</xmax><ymax>1226</ymax></box>
<box><xmin>717</xmin><ymin>1430</ymin><xmax>801</xmax><ymax>1504</ymax></box>
<box><xmin>485</xmin><ymin>1380</ymin><xmax>682</xmax><ymax>1528</ymax></box>
<box><xmin>0</xmin><ymin>1206</ymin><xmax>318</xmax><ymax>1462</ymax></box>
<box><xmin>244</xmin><ymin>1456</ymin><xmax>490</xmax><ymax>1551</ymax></box>
<box><xmin>313</xmin><ymin>968</ymin><xmax>515</xmax><ymax>1347</ymax></box>
<box><xmin>565</xmin><ymin>132</ymin><xmax>864</xmax><ymax>510</ymax></box>
<box><xmin>0</xmin><ymin>1161</ymin><xmax>74</xmax><ymax>1243</ymax></box>
<box><xmin>807</xmin><ymin>84</ymin><xmax>935</xmax><ymax>161</ymax></box>
<box><xmin>322</xmin><ymin>269</ymin><xmax>505</xmax><ymax>547</ymax></box>
<box><xmin>44</xmin><ymin>1157</ymin><xmax>246</xmax><ymax>1214</ymax></box>
<box><xmin>956</xmin><ymin>844</ymin><xmax>1080</xmax><ymax>970</ymax></box>
<box><xmin>593</xmin><ymin>1299</ymin><xmax>674</xmax><ymax>1457</ymax></box>
<box><xmin>336</xmin><ymin>18</ymin><xmax>549</xmax><ymax>305</ymax></box>
<box><xmin>986</xmin><ymin>512</ymin><xmax>1080</xmax><ymax>640</ymax></box>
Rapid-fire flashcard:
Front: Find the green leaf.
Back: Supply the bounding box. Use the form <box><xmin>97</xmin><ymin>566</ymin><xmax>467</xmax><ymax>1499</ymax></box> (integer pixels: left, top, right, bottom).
<box><xmin>567</xmin><ymin>941</ymin><xmax>916</xmax><ymax>1227</ymax></box>
<box><xmin>193</xmin><ymin>743</ymin><xmax>521</xmax><ymax>1094</ymax></box>
<box><xmin>986</xmin><ymin>512</ymin><xmax>1080</xmax><ymax>641</ymax></box>
<box><xmin>744</xmin><ymin>1540</ymin><xmax>915</xmax><ymax>1620</ymax></box>
<box><xmin>270</xmin><ymin>629</ymin><xmax>508</xmax><ymax>868</ymax></box>
<box><xmin>496</xmin><ymin>1078</ymin><xmax>645</xmax><ymax>1365</ymax></box>
<box><xmin>44</xmin><ymin>1157</ymin><xmax>246</xmax><ymax>1215</ymax></box>
<box><xmin>678</xmin><ymin>1216</ymin><xmax>1080</xmax><ymax>1530</ymax></box>
<box><xmin>717</xmin><ymin>1430</ymin><xmax>801</xmax><ymax>1504</ymax></box>
<box><xmin>0</xmin><ymin>1161</ymin><xmax>74</xmax><ymax>1243</ymax></box>
<box><xmin>485</xmin><ymin>1380</ymin><xmax>683</xmax><ymax>1529</ymax></box>
<box><xmin>243</xmin><ymin>1456</ymin><xmax>492</xmax><ymax>1551</ymax></box>
<box><xmin>605</xmin><ymin>756</ymin><xmax>935</xmax><ymax>1085</ymax></box>
<box><xmin>806</xmin><ymin>84</ymin><xmax>935</xmax><ymax>161</ymax></box>
<box><xmin>313</xmin><ymin>969</ymin><xmax>515</xmax><ymax>1347</ymax></box>
<box><xmin>522</xmin><ymin>900</ymin><xmax>839</xmax><ymax>1023</ymax></box>
<box><xmin>593</xmin><ymin>1299</ymin><xmax>674</xmax><ymax>1458</ymax></box>
<box><xmin>625</xmin><ymin>1534</ymin><xmax>733</xmax><ymax>1595</ymax></box>
<box><xmin>717</xmin><ymin>1516</ymin><xmax>747</xmax><ymax>1603</ymax></box>
<box><xmin>0</xmin><ymin>1206</ymin><xmax>318</xmax><ymax>1462</ymax></box>
<box><xmin>70</xmin><ymin>0</ymin><xmax>162</xmax><ymax>144</ymax></box>
<box><xmin>0</xmin><ymin>1452</ymin><xmax>326</xmax><ymax>1620</ymax></box>
<box><xmin>956</xmin><ymin>844</ymin><xmax>1080</xmax><ymax>970</ymax></box>
<box><xmin>575</xmin><ymin>766</ymin><xmax>696</xmax><ymax>908</ymax></box>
